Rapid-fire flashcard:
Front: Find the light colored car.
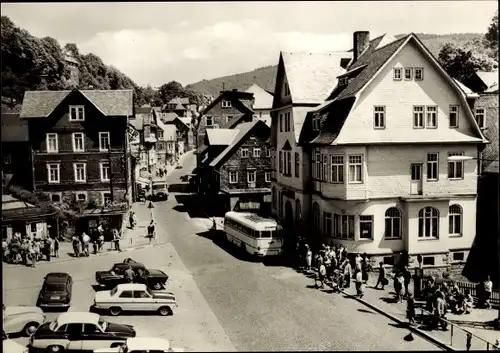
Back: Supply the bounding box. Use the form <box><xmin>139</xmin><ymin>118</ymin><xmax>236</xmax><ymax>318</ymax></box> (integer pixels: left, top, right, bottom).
<box><xmin>29</xmin><ymin>312</ymin><xmax>135</xmax><ymax>353</ymax></box>
<box><xmin>3</xmin><ymin>339</ymin><xmax>28</xmax><ymax>353</ymax></box>
<box><xmin>93</xmin><ymin>337</ymin><xmax>184</xmax><ymax>352</ymax></box>
<box><xmin>3</xmin><ymin>305</ymin><xmax>45</xmax><ymax>337</ymax></box>
<box><xmin>93</xmin><ymin>283</ymin><xmax>177</xmax><ymax>316</ymax></box>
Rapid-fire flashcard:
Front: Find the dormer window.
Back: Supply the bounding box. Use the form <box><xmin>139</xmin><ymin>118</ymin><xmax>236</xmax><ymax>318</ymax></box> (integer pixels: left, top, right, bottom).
<box><xmin>222</xmin><ymin>100</ymin><xmax>231</xmax><ymax>108</ymax></box>
<box><xmin>284</xmin><ymin>82</ymin><xmax>290</xmax><ymax>96</ymax></box>
<box><xmin>393</xmin><ymin>68</ymin><xmax>402</xmax><ymax>81</ymax></box>
<box><xmin>312</xmin><ymin>115</ymin><xmax>319</xmax><ymax>131</ymax></box>
<box><xmin>339</xmin><ymin>77</ymin><xmax>348</xmax><ymax>86</ymax></box>
<box><xmin>69</xmin><ymin>105</ymin><xmax>85</xmax><ymax>121</ymax></box>
<box><xmin>404</xmin><ymin>68</ymin><xmax>413</xmax><ymax>80</ymax></box>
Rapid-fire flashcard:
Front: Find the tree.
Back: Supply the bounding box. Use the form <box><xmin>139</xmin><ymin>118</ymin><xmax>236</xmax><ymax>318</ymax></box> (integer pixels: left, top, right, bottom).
<box><xmin>157</xmin><ymin>81</ymin><xmax>184</xmax><ymax>105</ymax></box>
<box><xmin>438</xmin><ymin>42</ymin><xmax>495</xmax><ymax>82</ymax></box>
<box><xmin>485</xmin><ymin>11</ymin><xmax>498</xmax><ymax>50</ymax></box>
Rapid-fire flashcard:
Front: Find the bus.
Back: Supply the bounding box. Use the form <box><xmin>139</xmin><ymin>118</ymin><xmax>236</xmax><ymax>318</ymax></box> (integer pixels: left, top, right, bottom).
<box><xmin>223</xmin><ymin>211</ymin><xmax>283</xmax><ymax>257</ymax></box>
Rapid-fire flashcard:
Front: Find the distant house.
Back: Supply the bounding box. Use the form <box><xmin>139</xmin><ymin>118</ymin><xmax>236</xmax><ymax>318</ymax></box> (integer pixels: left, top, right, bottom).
<box><xmin>163</xmin><ymin>97</ymin><xmax>197</xmax><ymax>119</ymax></box>
<box><xmin>1</xmin><ymin>113</ymin><xmax>32</xmax><ymax>190</ymax></box>
<box><xmin>156</xmin><ymin>120</ymin><xmax>177</xmax><ymax>166</ymax></box>
<box><xmin>463</xmin><ymin>70</ymin><xmax>498</xmax><ymax>94</ymax></box>
<box><xmin>196</xmin><ymin>89</ymin><xmax>255</xmax><ymax>148</ymax></box>
<box><xmin>245</xmin><ymin>84</ymin><xmax>273</xmax><ymax>127</ymax></box>
<box><xmin>155</xmin><ymin>110</ymin><xmax>193</xmax><ymax>154</ymax></box>
<box><xmin>63</xmin><ymin>49</ymin><xmax>80</xmax><ymax>87</ymax></box>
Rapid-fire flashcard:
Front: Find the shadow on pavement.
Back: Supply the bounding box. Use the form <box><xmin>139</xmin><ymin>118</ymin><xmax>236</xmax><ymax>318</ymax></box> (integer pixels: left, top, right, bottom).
<box><xmin>168</xmin><ymin>183</ymin><xmax>191</xmax><ymax>193</ymax></box>
<box><xmin>381</xmin><ymin>296</ymin><xmax>399</xmax><ymax>304</ymax></box>
<box><xmin>174</xmin><ymin>194</ymin><xmax>206</xmax><ymax>219</ymax></box>
<box><xmin>196</xmin><ymin>230</ymin><xmax>259</xmax><ymax>263</ymax></box>
<box><xmin>358</xmin><ymin>308</ymin><xmax>375</xmax><ymax>314</ymax></box>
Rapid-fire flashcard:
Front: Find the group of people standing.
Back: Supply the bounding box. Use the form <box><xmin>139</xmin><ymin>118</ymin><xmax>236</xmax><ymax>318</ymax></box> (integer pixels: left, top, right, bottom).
<box><xmin>71</xmin><ymin>223</ymin><xmax>122</xmax><ymax>257</ymax></box>
<box><xmin>2</xmin><ymin>234</ymin><xmax>58</xmax><ymax>267</ymax></box>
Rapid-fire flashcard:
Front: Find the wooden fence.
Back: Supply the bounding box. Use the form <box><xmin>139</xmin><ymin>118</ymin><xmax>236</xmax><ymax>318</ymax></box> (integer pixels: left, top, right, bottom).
<box><xmin>422</xmin><ymin>279</ymin><xmax>499</xmax><ymax>305</ymax></box>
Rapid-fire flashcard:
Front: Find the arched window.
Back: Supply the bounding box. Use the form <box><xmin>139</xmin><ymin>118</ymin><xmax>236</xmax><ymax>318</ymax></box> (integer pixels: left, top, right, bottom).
<box><xmin>312</xmin><ymin>202</ymin><xmax>320</xmax><ymax>230</ymax></box>
<box><xmin>449</xmin><ymin>204</ymin><xmax>462</xmax><ymax>236</ymax></box>
<box><xmin>385</xmin><ymin>207</ymin><xmax>401</xmax><ymax>238</ymax></box>
<box><xmin>271</xmin><ymin>187</ymin><xmax>276</xmax><ymax>209</ymax></box>
<box><xmin>418</xmin><ymin>207</ymin><xmax>439</xmax><ymax>238</ymax></box>
<box><xmin>295</xmin><ymin>199</ymin><xmax>302</xmax><ymax>226</ymax></box>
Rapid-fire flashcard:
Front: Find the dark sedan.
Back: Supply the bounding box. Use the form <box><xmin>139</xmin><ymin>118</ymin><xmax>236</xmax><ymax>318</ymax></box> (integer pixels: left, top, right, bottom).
<box><xmin>95</xmin><ymin>261</ymin><xmax>169</xmax><ymax>290</ymax></box>
<box><xmin>36</xmin><ymin>273</ymin><xmax>72</xmax><ymax>311</ymax></box>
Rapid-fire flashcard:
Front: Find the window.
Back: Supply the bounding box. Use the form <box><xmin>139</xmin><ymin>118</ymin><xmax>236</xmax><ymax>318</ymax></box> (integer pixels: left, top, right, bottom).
<box><xmin>119</xmin><ymin>291</ymin><xmax>133</xmax><ymax>298</ymax></box>
<box><xmin>265</xmin><ymin>171</ymin><xmax>271</xmax><ymax>182</ymax></box>
<box><xmin>50</xmin><ymin>193</ymin><xmax>61</xmax><ymax>202</ymax></box>
<box><xmin>279</xmin><ymin>151</ymin><xmax>283</xmax><ymax>173</ymax></box>
<box><xmin>383</xmin><ymin>256</ymin><xmax>395</xmax><ymax>266</ymax></box>
<box><xmin>100</xmin><ymin>162</ymin><xmax>110</xmax><ymax>182</ymax></box>
<box><xmin>75</xmin><ymin>192</ymin><xmax>87</xmax><ymax>202</ymax></box>
<box><xmin>241</xmin><ymin>148</ymin><xmax>249</xmax><ymax>158</ymax></box>
<box><xmin>72</xmin><ymin>132</ymin><xmax>85</xmax><ymax>152</ymax></box>
<box><xmin>279</xmin><ymin>114</ymin><xmax>283</xmax><ymax>132</ymax></box>
<box><xmin>449</xmin><ymin>105</ymin><xmax>459</xmax><ymax>128</ymax></box>
<box><xmin>69</xmin><ymin>105</ymin><xmax>85</xmax><ymax>121</ymax></box>
<box><xmin>312</xmin><ymin>203</ymin><xmax>320</xmax><ymax>230</ymax></box>
<box><xmin>295</xmin><ymin>199</ymin><xmax>302</xmax><ymax>226</ymax></box>
<box><xmin>284</xmin><ymin>82</ymin><xmax>290</xmax><ymax>96</ymax></box>
<box><xmin>339</xmin><ymin>77</ymin><xmax>348</xmax><ymax>86</ymax></box>
<box><xmin>229</xmin><ymin>170</ymin><xmax>238</xmax><ymax>184</ymax></box>
<box><xmin>374</xmin><ymin>106</ymin><xmax>385</xmax><ymax>128</ymax></box>
<box><xmin>253</xmin><ymin>148</ymin><xmax>261</xmax><ymax>157</ymax></box>
<box><xmin>206</xmin><ymin>116</ymin><xmax>213</xmax><ymax>126</ymax></box>
<box><xmin>422</xmin><ymin>256</ymin><xmax>435</xmax><ymax>266</ymax></box>
<box><xmin>426</xmin><ymin>106</ymin><xmax>437</xmax><ymax>128</ymax></box>
<box><xmin>322</xmin><ymin>155</ymin><xmax>328</xmax><ymax>181</ymax></box>
<box><xmin>3</xmin><ymin>153</ymin><xmax>11</xmax><ymax>165</ymax></box>
<box><xmin>313</xmin><ymin>149</ymin><xmax>321</xmax><ymax>180</ymax></box>
<box><xmin>312</xmin><ymin>115</ymin><xmax>319</xmax><ymax>131</ymax></box>
<box><xmin>266</xmin><ymin>149</ymin><xmax>271</xmax><ymax>157</ymax></box>
<box><xmin>452</xmin><ymin>252</ymin><xmax>464</xmax><ymax>262</ymax></box>
<box><xmin>66</xmin><ymin>324</ymin><xmax>83</xmax><ymax>335</ymax></box>
<box><xmin>415</xmin><ymin>68</ymin><xmax>424</xmax><ymax>81</ymax></box>
<box><xmin>418</xmin><ymin>207</ymin><xmax>439</xmax><ymax>238</ymax></box>
<box><xmin>413</xmin><ymin>106</ymin><xmax>424</xmax><ymax>128</ymax></box>
<box><xmin>226</xmin><ymin>116</ymin><xmax>233</xmax><ymax>123</ymax></box>
<box><xmin>272</xmin><ymin>187</ymin><xmax>276</xmax><ymax>209</ymax></box>
<box><xmin>99</xmin><ymin>132</ymin><xmax>110</xmax><ymax>151</ymax></box>
<box><xmin>221</xmin><ymin>100</ymin><xmax>231</xmax><ymax>108</ymax></box>
<box><xmin>294</xmin><ymin>152</ymin><xmax>300</xmax><ymax>177</ymax></box>
<box><xmin>449</xmin><ymin>204</ymin><xmax>462</xmax><ymax>236</ymax></box>
<box><xmin>404</xmin><ymin>68</ymin><xmax>413</xmax><ymax>80</ymax></box>
<box><xmin>83</xmin><ymin>324</ymin><xmax>100</xmax><ymax>334</ymax></box>
<box><xmin>359</xmin><ymin>215</ymin><xmax>373</xmax><ymax>239</ymax></box>
<box><xmin>348</xmin><ymin>155</ymin><xmax>363</xmax><ymax>183</ymax></box>
<box><xmin>46</xmin><ymin>133</ymin><xmax>59</xmax><ymax>153</ymax></box>
<box><xmin>475</xmin><ymin>108</ymin><xmax>485</xmax><ymax>128</ymax></box>
<box><xmin>284</xmin><ymin>112</ymin><xmax>291</xmax><ymax>132</ymax></box>
<box><xmin>427</xmin><ymin>153</ymin><xmax>439</xmax><ymax>180</ymax></box>
<box><xmin>448</xmin><ymin>152</ymin><xmax>464</xmax><ymax>179</ymax></box>
<box><xmin>158</xmin><ymin>131</ymin><xmax>164</xmax><ymax>139</ymax></box>
<box><xmin>385</xmin><ymin>208</ymin><xmax>401</xmax><ymax>238</ymax></box>
<box><xmin>247</xmin><ymin>169</ymin><xmax>256</xmax><ymax>183</ymax></box>
<box><xmin>287</xmin><ymin>151</ymin><xmax>292</xmax><ymax>176</ymax></box>
<box><xmin>73</xmin><ymin>163</ymin><xmax>86</xmax><ymax>182</ymax></box>
<box><xmin>331</xmin><ymin>155</ymin><xmax>344</xmax><ymax>183</ymax></box>
<box><xmin>102</xmin><ymin>192</ymin><xmax>112</xmax><ymax>206</ymax></box>
<box><xmin>334</xmin><ymin>214</ymin><xmax>355</xmax><ymax>239</ymax></box>
<box><xmin>57</xmin><ymin>324</ymin><xmax>68</xmax><ymax>333</ymax></box>
<box><xmin>393</xmin><ymin>68</ymin><xmax>402</xmax><ymax>80</ymax></box>
<box><xmin>47</xmin><ymin>164</ymin><xmax>60</xmax><ymax>183</ymax></box>
<box><xmin>323</xmin><ymin>212</ymin><xmax>332</xmax><ymax>237</ymax></box>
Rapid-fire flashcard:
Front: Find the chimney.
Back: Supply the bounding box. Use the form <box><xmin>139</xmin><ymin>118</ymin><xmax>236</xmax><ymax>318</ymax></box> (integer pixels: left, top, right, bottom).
<box><xmin>222</xmin><ymin>82</ymin><xmax>225</xmax><ymax>91</ymax></box>
<box><xmin>353</xmin><ymin>31</ymin><xmax>370</xmax><ymax>62</ymax></box>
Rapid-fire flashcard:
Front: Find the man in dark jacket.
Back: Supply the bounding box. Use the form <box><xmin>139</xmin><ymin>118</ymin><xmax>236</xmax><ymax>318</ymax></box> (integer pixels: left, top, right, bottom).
<box><xmin>375</xmin><ymin>262</ymin><xmax>386</xmax><ymax>289</ymax></box>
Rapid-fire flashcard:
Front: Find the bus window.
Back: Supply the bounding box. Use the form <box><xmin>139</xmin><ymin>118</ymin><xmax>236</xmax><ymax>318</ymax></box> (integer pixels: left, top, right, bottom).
<box><xmin>254</xmin><ymin>231</ymin><xmax>260</xmax><ymax>238</ymax></box>
<box><xmin>261</xmin><ymin>231</ymin><xmax>271</xmax><ymax>238</ymax></box>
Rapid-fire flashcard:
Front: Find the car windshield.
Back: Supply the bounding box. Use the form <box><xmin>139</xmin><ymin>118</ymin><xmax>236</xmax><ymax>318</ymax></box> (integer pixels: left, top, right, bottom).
<box><xmin>49</xmin><ymin>321</ymin><xmax>58</xmax><ymax>331</ymax></box>
<box><xmin>98</xmin><ymin>319</ymin><xmax>107</xmax><ymax>331</ymax></box>
<box><xmin>110</xmin><ymin>287</ymin><xmax>119</xmax><ymax>296</ymax></box>
<box><xmin>146</xmin><ymin>288</ymin><xmax>154</xmax><ymax>296</ymax></box>
<box><xmin>45</xmin><ymin>283</ymin><xmax>65</xmax><ymax>292</ymax></box>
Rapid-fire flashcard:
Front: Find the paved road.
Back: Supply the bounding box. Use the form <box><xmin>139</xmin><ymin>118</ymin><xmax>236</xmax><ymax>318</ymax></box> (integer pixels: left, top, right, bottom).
<box><xmin>154</xmin><ymin>151</ymin><xmax>441</xmax><ymax>351</ymax></box>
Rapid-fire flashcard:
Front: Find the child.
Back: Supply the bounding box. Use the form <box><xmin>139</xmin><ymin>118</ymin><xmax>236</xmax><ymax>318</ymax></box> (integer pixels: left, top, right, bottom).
<box><xmin>463</xmin><ymin>289</ymin><xmax>473</xmax><ymax>314</ymax></box>
<box><xmin>53</xmin><ymin>237</ymin><xmax>59</xmax><ymax>257</ymax></box>
<box><xmin>407</xmin><ymin>292</ymin><xmax>416</xmax><ymax>326</ymax></box>
<box><xmin>355</xmin><ymin>269</ymin><xmax>364</xmax><ymax>298</ymax></box>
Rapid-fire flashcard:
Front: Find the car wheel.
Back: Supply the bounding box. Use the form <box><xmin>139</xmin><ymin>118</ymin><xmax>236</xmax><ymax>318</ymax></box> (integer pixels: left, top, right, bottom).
<box><xmin>153</xmin><ymin>282</ymin><xmax>163</xmax><ymax>290</ymax></box>
<box><xmin>23</xmin><ymin>322</ymin><xmax>39</xmax><ymax>336</ymax></box>
<box><xmin>47</xmin><ymin>345</ymin><xmax>65</xmax><ymax>353</ymax></box>
<box><xmin>109</xmin><ymin>306</ymin><xmax>122</xmax><ymax>316</ymax></box>
<box><xmin>158</xmin><ymin>306</ymin><xmax>172</xmax><ymax>316</ymax></box>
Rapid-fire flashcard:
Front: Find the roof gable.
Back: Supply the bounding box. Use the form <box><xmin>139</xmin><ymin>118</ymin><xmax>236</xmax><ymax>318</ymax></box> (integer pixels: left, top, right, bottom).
<box><xmin>281</xmin><ymin>140</ymin><xmax>292</xmax><ymax>150</ymax></box>
<box><xmin>206</xmin><ymin>129</ymin><xmax>239</xmax><ymax>146</ymax></box>
<box><xmin>477</xmin><ymin>71</ymin><xmax>499</xmax><ymax>92</ymax></box>
<box><xmin>199</xmin><ymin>91</ymin><xmax>254</xmax><ymax>117</ymax></box>
<box><xmin>245</xmin><ymin>84</ymin><xmax>273</xmax><ymax>110</ymax></box>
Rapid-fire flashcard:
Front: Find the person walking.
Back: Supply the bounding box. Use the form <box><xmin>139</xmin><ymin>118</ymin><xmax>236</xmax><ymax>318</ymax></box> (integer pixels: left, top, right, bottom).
<box><xmin>53</xmin><ymin>237</ymin><xmax>59</xmax><ymax>258</ymax></box>
<box><xmin>434</xmin><ymin>291</ymin><xmax>448</xmax><ymax>330</ymax></box>
<box><xmin>44</xmin><ymin>238</ymin><xmax>52</xmax><ymax>262</ymax></box>
<box><xmin>484</xmin><ymin>275</ymin><xmax>493</xmax><ymax>309</ymax></box>
<box><xmin>112</xmin><ymin>229</ymin><xmax>121</xmax><ymax>252</ymax></box>
<box><xmin>147</xmin><ymin>220</ymin><xmax>156</xmax><ymax>244</ymax></box>
<box><xmin>394</xmin><ymin>272</ymin><xmax>404</xmax><ymax>303</ymax></box>
<box><xmin>361</xmin><ymin>254</ymin><xmax>369</xmax><ymax>284</ymax></box>
<box><xmin>355</xmin><ymin>253</ymin><xmax>362</xmax><ymax>271</ymax></box>
<box><xmin>375</xmin><ymin>262</ymin><xmax>386</xmax><ymax>290</ymax></box>
<box><xmin>355</xmin><ymin>268</ymin><xmax>364</xmax><ymax>298</ymax></box>
<box><xmin>317</xmin><ymin>262</ymin><xmax>327</xmax><ymax>288</ymax></box>
<box><xmin>305</xmin><ymin>246</ymin><xmax>312</xmax><ymax>272</ymax></box>
<box><xmin>344</xmin><ymin>259</ymin><xmax>352</xmax><ymax>289</ymax></box>
<box><xmin>403</xmin><ymin>265</ymin><xmax>412</xmax><ymax>298</ymax></box>
<box><xmin>406</xmin><ymin>292</ymin><xmax>416</xmax><ymax>326</ymax></box>
<box><xmin>82</xmin><ymin>232</ymin><xmax>90</xmax><ymax>257</ymax></box>
<box><xmin>72</xmin><ymin>235</ymin><xmax>80</xmax><ymax>257</ymax></box>
<box><xmin>129</xmin><ymin>211</ymin><xmax>135</xmax><ymax>229</ymax></box>
<box><xmin>124</xmin><ymin>266</ymin><xmax>135</xmax><ymax>283</ymax></box>
<box><xmin>28</xmin><ymin>245</ymin><xmax>36</xmax><ymax>268</ymax></box>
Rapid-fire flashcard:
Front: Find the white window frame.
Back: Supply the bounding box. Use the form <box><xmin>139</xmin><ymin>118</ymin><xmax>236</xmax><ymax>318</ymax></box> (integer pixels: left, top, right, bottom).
<box><xmin>449</xmin><ymin>204</ymin><xmax>462</xmax><ymax>236</ymax></box>
<box><xmin>221</xmin><ymin>100</ymin><xmax>232</xmax><ymax>108</ymax></box>
<box><xmin>348</xmin><ymin>155</ymin><xmax>363</xmax><ymax>183</ymax></box>
<box><xmin>206</xmin><ymin>116</ymin><xmax>213</xmax><ymax>127</ymax></box>
<box><xmin>448</xmin><ymin>152</ymin><xmax>464</xmax><ymax>180</ymax></box>
<box><xmin>247</xmin><ymin>169</ymin><xmax>256</xmax><ymax>183</ymax></box>
<box><xmin>404</xmin><ymin>68</ymin><xmax>413</xmax><ymax>80</ymax></box>
<box><xmin>374</xmin><ymin>106</ymin><xmax>385</xmax><ymax>129</ymax></box>
<box><xmin>99</xmin><ymin>132</ymin><xmax>110</xmax><ymax>152</ymax></box>
<box><xmin>426</xmin><ymin>106</ymin><xmax>438</xmax><ymax>128</ymax></box>
<box><xmin>265</xmin><ymin>171</ymin><xmax>271</xmax><ymax>182</ymax></box>
<box><xmin>427</xmin><ymin>153</ymin><xmax>439</xmax><ymax>181</ymax></box>
<box><xmin>241</xmin><ymin>148</ymin><xmax>249</xmax><ymax>158</ymax></box>
<box><xmin>359</xmin><ymin>215</ymin><xmax>373</xmax><ymax>239</ymax></box>
<box><xmin>385</xmin><ymin>208</ymin><xmax>402</xmax><ymax>239</ymax></box>
<box><xmin>50</xmin><ymin>192</ymin><xmax>62</xmax><ymax>203</ymax></box>
<box><xmin>330</xmin><ymin>155</ymin><xmax>344</xmax><ymax>183</ymax></box>
<box><xmin>46</xmin><ymin>133</ymin><xmax>59</xmax><ymax>153</ymax></box>
<box><xmin>69</xmin><ymin>105</ymin><xmax>85</xmax><ymax>121</ymax></box>
<box><xmin>418</xmin><ymin>206</ymin><xmax>439</xmax><ymax>238</ymax></box>
<box><xmin>334</xmin><ymin>214</ymin><xmax>355</xmax><ymax>240</ymax></box>
<box><xmin>475</xmin><ymin>108</ymin><xmax>485</xmax><ymax>128</ymax></box>
<box><xmin>72</xmin><ymin>132</ymin><xmax>85</xmax><ymax>152</ymax></box>
<box><xmin>47</xmin><ymin>163</ymin><xmax>60</xmax><ymax>184</ymax></box>
<box><xmin>253</xmin><ymin>148</ymin><xmax>261</xmax><ymax>157</ymax></box>
<box><xmin>415</xmin><ymin>68</ymin><xmax>424</xmax><ymax>81</ymax></box>
<box><xmin>322</xmin><ymin>155</ymin><xmax>328</xmax><ymax>181</ymax></box>
<box><xmin>73</xmin><ymin>162</ymin><xmax>87</xmax><ymax>183</ymax></box>
<box><xmin>3</xmin><ymin>153</ymin><xmax>12</xmax><ymax>165</ymax></box>
<box><xmin>100</xmin><ymin>162</ymin><xmax>110</xmax><ymax>182</ymax></box>
<box><xmin>101</xmin><ymin>191</ymin><xmax>112</xmax><ymax>206</ymax></box>
<box><xmin>393</xmin><ymin>68</ymin><xmax>402</xmax><ymax>81</ymax></box>
<box><xmin>229</xmin><ymin>170</ymin><xmax>238</xmax><ymax>184</ymax></box>
<box><xmin>449</xmin><ymin>105</ymin><xmax>459</xmax><ymax>128</ymax></box>
<box><xmin>75</xmin><ymin>192</ymin><xmax>87</xmax><ymax>202</ymax></box>
<box><xmin>413</xmin><ymin>106</ymin><xmax>425</xmax><ymax>128</ymax></box>
<box><xmin>226</xmin><ymin>116</ymin><xmax>233</xmax><ymax>123</ymax></box>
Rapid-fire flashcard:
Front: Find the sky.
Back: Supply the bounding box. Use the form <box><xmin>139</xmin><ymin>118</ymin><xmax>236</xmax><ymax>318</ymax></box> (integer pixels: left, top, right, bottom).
<box><xmin>1</xmin><ymin>1</ymin><xmax>498</xmax><ymax>87</ymax></box>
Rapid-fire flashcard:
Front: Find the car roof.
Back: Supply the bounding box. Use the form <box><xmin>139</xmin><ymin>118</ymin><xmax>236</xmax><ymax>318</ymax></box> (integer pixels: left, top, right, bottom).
<box><xmin>126</xmin><ymin>337</ymin><xmax>170</xmax><ymax>350</ymax></box>
<box><xmin>116</xmin><ymin>283</ymin><xmax>148</xmax><ymax>291</ymax></box>
<box><xmin>45</xmin><ymin>273</ymin><xmax>71</xmax><ymax>282</ymax></box>
<box><xmin>115</xmin><ymin>262</ymin><xmax>144</xmax><ymax>268</ymax></box>
<box><xmin>56</xmin><ymin>312</ymin><xmax>99</xmax><ymax>326</ymax></box>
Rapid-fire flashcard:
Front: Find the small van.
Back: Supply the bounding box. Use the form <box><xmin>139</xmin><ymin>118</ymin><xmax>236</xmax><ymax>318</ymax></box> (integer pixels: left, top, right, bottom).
<box><xmin>152</xmin><ymin>181</ymin><xmax>169</xmax><ymax>201</ymax></box>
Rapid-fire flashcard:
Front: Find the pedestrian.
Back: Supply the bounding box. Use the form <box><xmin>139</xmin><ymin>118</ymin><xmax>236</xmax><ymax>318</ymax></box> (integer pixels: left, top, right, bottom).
<box><xmin>403</xmin><ymin>265</ymin><xmax>412</xmax><ymax>298</ymax></box>
<box><xmin>318</xmin><ymin>262</ymin><xmax>327</xmax><ymax>288</ymax></box>
<box><xmin>305</xmin><ymin>246</ymin><xmax>312</xmax><ymax>271</ymax></box>
<box><xmin>98</xmin><ymin>233</ymin><xmax>104</xmax><ymax>252</ymax></box>
<box><xmin>394</xmin><ymin>272</ymin><xmax>403</xmax><ymax>303</ymax></box>
<box><xmin>44</xmin><ymin>237</ymin><xmax>52</xmax><ymax>262</ymax></box>
<box><xmin>355</xmin><ymin>253</ymin><xmax>362</xmax><ymax>271</ymax></box>
<box><xmin>147</xmin><ymin>220</ymin><xmax>156</xmax><ymax>243</ymax></box>
<box><xmin>33</xmin><ymin>240</ymin><xmax>41</xmax><ymax>262</ymax></box>
<box><xmin>344</xmin><ymin>259</ymin><xmax>352</xmax><ymax>289</ymax></box>
<box><xmin>434</xmin><ymin>291</ymin><xmax>448</xmax><ymax>331</ymax></box>
<box><xmin>72</xmin><ymin>235</ymin><xmax>80</xmax><ymax>257</ymax></box>
<box><xmin>484</xmin><ymin>275</ymin><xmax>493</xmax><ymax>309</ymax></box>
<box><xmin>82</xmin><ymin>232</ymin><xmax>90</xmax><ymax>257</ymax></box>
<box><xmin>112</xmin><ymin>229</ymin><xmax>121</xmax><ymax>252</ymax></box>
<box><xmin>129</xmin><ymin>211</ymin><xmax>135</xmax><ymax>229</ymax></box>
<box><xmin>355</xmin><ymin>269</ymin><xmax>364</xmax><ymax>298</ymax></box>
<box><xmin>463</xmin><ymin>289</ymin><xmax>473</xmax><ymax>314</ymax></box>
<box><xmin>97</xmin><ymin>223</ymin><xmax>104</xmax><ymax>235</ymax></box>
<box><xmin>361</xmin><ymin>253</ymin><xmax>369</xmax><ymax>284</ymax></box>
<box><xmin>29</xmin><ymin>245</ymin><xmax>36</xmax><ymax>268</ymax></box>
<box><xmin>53</xmin><ymin>236</ymin><xmax>59</xmax><ymax>257</ymax></box>
<box><xmin>375</xmin><ymin>262</ymin><xmax>386</xmax><ymax>290</ymax></box>
<box><xmin>407</xmin><ymin>292</ymin><xmax>416</xmax><ymax>326</ymax></box>
<box><xmin>124</xmin><ymin>266</ymin><xmax>135</xmax><ymax>283</ymax></box>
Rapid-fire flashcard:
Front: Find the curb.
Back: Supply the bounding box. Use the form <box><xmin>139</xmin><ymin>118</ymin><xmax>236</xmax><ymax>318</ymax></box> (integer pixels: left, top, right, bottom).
<box><xmin>342</xmin><ymin>290</ymin><xmax>455</xmax><ymax>351</ymax></box>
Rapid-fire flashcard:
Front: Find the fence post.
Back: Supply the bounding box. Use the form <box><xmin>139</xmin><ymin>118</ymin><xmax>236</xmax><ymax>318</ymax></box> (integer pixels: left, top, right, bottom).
<box><xmin>450</xmin><ymin>324</ymin><xmax>453</xmax><ymax>346</ymax></box>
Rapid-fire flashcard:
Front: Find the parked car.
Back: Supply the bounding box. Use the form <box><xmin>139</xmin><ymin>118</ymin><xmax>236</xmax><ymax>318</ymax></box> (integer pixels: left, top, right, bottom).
<box><xmin>29</xmin><ymin>312</ymin><xmax>135</xmax><ymax>353</ymax></box>
<box><xmin>93</xmin><ymin>337</ymin><xmax>182</xmax><ymax>353</ymax></box>
<box><xmin>3</xmin><ymin>305</ymin><xmax>45</xmax><ymax>337</ymax></box>
<box><xmin>92</xmin><ymin>283</ymin><xmax>177</xmax><ymax>316</ymax></box>
<box><xmin>95</xmin><ymin>261</ymin><xmax>169</xmax><ymax>290</ymax></box>
<box><xmin>36</xmin><ymin>273</ymin><xmax>73</xmax><ymax>311</ymax></box>
<box><xmin>152</xmin><ymin>181</ymin><xmax>169</xmax><ymax>201</ymax></box>
<box><xmin>3</xmin><ymin>339</ymin><xmax>28</xmax><ymax>353</ymax></box>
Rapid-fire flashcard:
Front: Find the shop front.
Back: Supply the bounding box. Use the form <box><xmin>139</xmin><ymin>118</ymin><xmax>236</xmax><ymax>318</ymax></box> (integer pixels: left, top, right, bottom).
<box><xmin>75</xmin><ymin>202</ymin><xmax>129</xmax><ymax>241</ymax></box>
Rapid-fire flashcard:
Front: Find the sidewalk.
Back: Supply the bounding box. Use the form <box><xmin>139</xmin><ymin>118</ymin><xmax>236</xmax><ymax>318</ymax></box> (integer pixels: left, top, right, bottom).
<box><xmin>342</xmin><ymin>275</ymin><xmax>500</xmax><ymax>350</ymax></box>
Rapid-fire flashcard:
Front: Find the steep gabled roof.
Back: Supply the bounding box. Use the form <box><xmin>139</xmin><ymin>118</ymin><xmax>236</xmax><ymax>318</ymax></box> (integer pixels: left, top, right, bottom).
<box><xmin>219</xmin><ymin>112</ymin><xmax>253</xmax><ymax>130</ymax></box>
<box><xmin>199</xmin><ymin>91</ymin><xmax>254</xmax><ymax>117</ymax></box>
<box><xmin>245</xmin><ymin>84</ymin><xmax>273</xmax><ymax>109</ymax></box>
<box><xmin>476</xmin><ymin>71</ymin><xmax>499</xmax><ymax>93</ymax></box>
<box><xmin>20</xmin><ymin>89</ymin><xmax>133</xmax><ymax>118</ymax></box>
<box><xmin>307</xmin><ymin>98</ymin><xmax>356</xmax><ymax>145</ymax></box>
<box><xmin>454</xmin><ymin>79</ymin><xmax>479</xmax><ymax>98</ymax></box>
<box><xmin>281</xmin><ymin>51</ymin><xmax>352</xmax><ymax>104</ymax></box>
<box><xmin>206</xmin><ymin>129</ymin><xmax>239</xmax><ymax>146</ymax></box>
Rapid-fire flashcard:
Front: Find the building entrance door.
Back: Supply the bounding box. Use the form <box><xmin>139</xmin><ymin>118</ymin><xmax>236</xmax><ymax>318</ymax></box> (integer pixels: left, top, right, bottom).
<box><xmin>410</xmin><ymin>164</ymin><xmax>423</xmax><ymax>195</ymax></box>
